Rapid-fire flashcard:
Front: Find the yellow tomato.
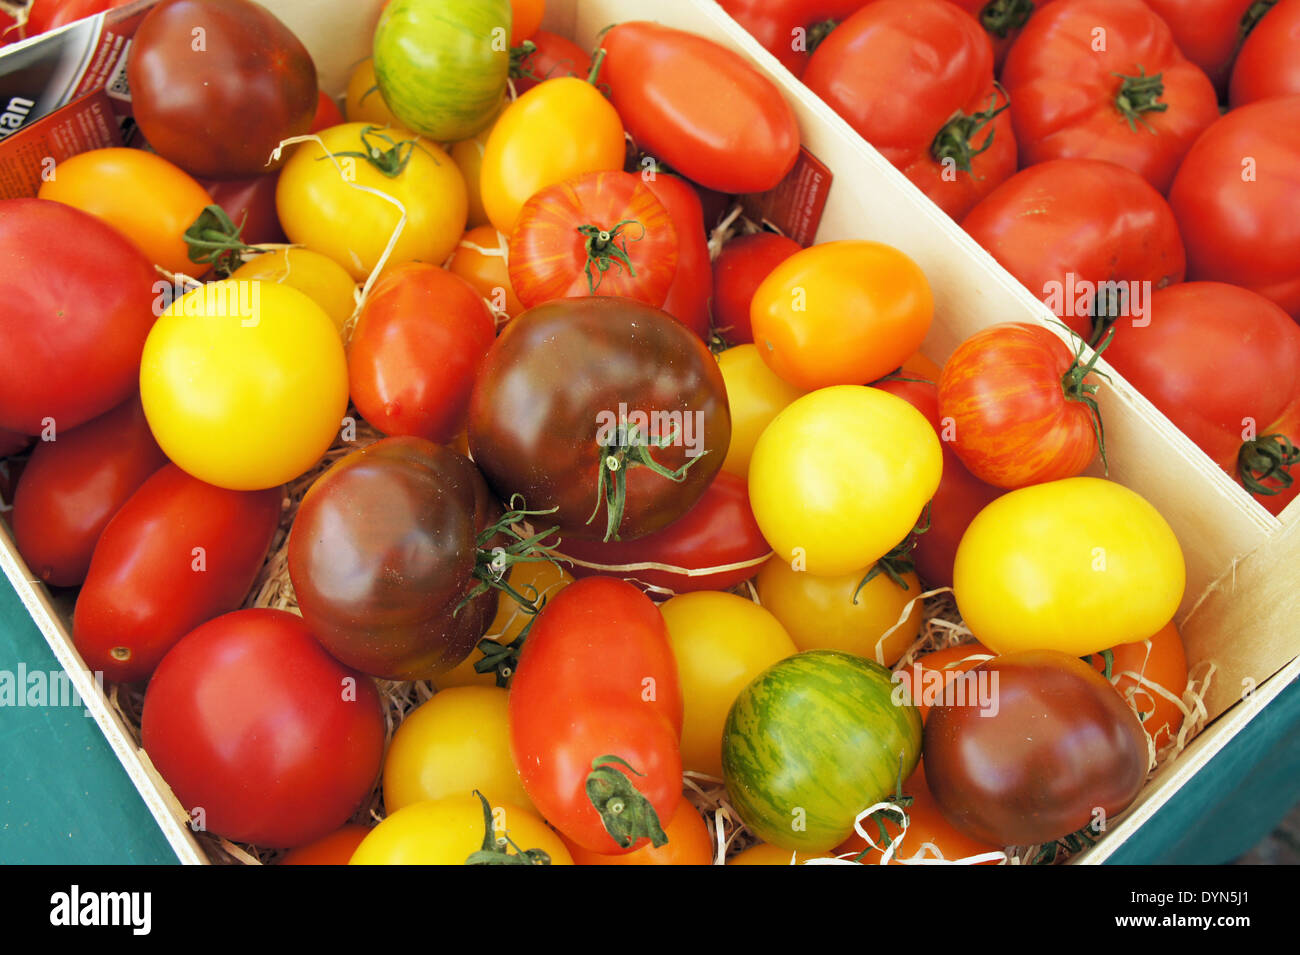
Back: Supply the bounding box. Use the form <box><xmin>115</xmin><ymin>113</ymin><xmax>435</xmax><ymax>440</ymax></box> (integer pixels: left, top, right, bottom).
<box><xmin>383</xmin><ymin>686</ymin><xmax>530</xmax><ymax>813</ymax></box>
<box><xmin>446</xmin><ymin>225</ymin><xmax>525</xmax><ymax>322</ymax></box>
<box><xmin>231</xmin><ymin>248</ymin><xmax>357</xmax><ymax>333</ymax></box>
<box><xmin>39</xmin><ymin>148</ymin><xmax>211</xmax><ymax>275</ymax></box>
<box><xmin>479</xmin><ymin>76</ymin><xmax>625</xmax><ymax>234</ymax></box>
<box><xmin>344</xmin><ymin>59</ymin><xmax>401</xmax><ymax>127</ymax></box>
<box><xmin>954</xmin><ymin>477</ymin><xmax>1186</xmax><ymax>656</ymax></box>
<box><xmin>749</xmin><ymin>386</ymin><xmax>942</xmax><ymax>576</ymax></box>
<box><xmin>350</xmin><ymin>795</ymin><xmax>572</xmax><ymax>865</ymax></box>
<box><xmin>718</xmin><ymin>344</ymin><xmax>807</xmax><ymax>479</ymax></box>
<box><xmin>139</xmin><ymin>279</ymin><xmax>348</xmax><ymax>490</ymax></box>
<box><xmin>728</xmin><ymin>843</ymin><xmax>838</xmax><ymax>865</ymax></box>
<box><xmin>756</xmin><ymin>557</ymin><xmax>921</xmax><ymax>666</ymax></box>
<box><xmin>659</xmin><ymin>591</ymin><xmax>797</xmax><ymax>777</ymax></box>
<box><xmin>751</xmin><ymin>240</ymin><xmax>933</xmax><ymax>390</ymax></box>
<box><xmin>451</xmin><ymin>121</ymin><xmax>496</xmax><ymax>230</ymax></box>
<box><xmin>435</xmin><ymin>559</ymin><xmax>574</xmax><ymax>689</ymax></box>
<box><xmin>276</xmin><ymin>122</ymin><xmax>467</xmax><ymax>281</ymax></box>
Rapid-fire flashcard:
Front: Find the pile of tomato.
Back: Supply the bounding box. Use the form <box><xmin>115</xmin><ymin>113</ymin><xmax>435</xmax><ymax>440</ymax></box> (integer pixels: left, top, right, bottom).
<box><xmin>0</xmin><ymin>0</ymin><xmax>1287</xmax><ymax>865</ymax></box>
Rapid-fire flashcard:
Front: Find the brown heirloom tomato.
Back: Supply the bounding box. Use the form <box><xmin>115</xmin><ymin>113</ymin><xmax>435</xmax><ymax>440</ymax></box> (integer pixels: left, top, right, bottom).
<box><xmin>128</xmin><ymin>0</ymin><xmax>318</xmax><ymax>179</ymax></box>
<box><xmin>468</xmin><ymin>297</ymin><xmax>730</xmax><ymax>542</ymax></box>
<box><xmin>924</xmin><ymin>650</ymin><xmax>1150</xmax><ymax>847</ymax></box>
<box><xmin>288</xmin><ymin>437</ymin><xmax>501</xmax><ymax>681</ymax></box>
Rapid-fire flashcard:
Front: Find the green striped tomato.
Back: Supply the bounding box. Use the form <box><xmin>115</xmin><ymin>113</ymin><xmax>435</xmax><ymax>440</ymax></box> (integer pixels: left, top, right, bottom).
<box><xmin>722</xmin><ymin>650</ymin><xmax>922</xmax><ymax>853</ymax></box>
<box><xmin>373</xmin><ymin>0</ymin><xmax>511</xmax><ymax>142</ymax></box>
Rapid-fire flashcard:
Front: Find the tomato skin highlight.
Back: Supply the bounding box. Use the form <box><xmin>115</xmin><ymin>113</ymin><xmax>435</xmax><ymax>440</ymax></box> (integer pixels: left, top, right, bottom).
<box><xmin>72</xmin><ymin>465</ymin><xmax>282</xmax><ymax>684</ymax></box>
<box><xmin>142</xmin><ymin>608</ymin><xmax>386</xmax><ymax>849</ymax></box>
<box><xmin>938</xmin><ymin>323</ymin><xmax>1100</xmax><ymax>489</ymax></box>
<box><xmin>11</xmin><ymin>395</ymin><xmax>166</xmax><ymax>588</ymax></box>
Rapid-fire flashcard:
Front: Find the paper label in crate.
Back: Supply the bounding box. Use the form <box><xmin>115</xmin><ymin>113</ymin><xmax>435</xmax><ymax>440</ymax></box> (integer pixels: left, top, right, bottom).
<box><xmin>0</xmin><ymin>89</ymin><xmax>122</xmax><ymax>198</ymax></box>
<box><xmin>0</xmin><ymin>0</ymin><xmax>156</xmax><ymax>139</ymax></box>
<box><xmin>740</xmin><ymin>146</ymin><xmax>832</xmax><ymax>247</ymax></box>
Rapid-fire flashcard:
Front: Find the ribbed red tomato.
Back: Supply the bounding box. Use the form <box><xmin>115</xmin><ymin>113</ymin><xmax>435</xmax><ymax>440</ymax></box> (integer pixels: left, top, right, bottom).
<box><xmin>716</xmin><ymin>0</ymin><xmax>880</xmax><ymax>77</ymax></box>
<box><xmin>643</xmin><ymin>173</ymin><xmax>712</xmax><ymax>340</ymax></box>
<box><xmin>1230</xmin><ymin>0</ymin><xmax>1300</xmax><ymax>106</ymax></box>
<box><xmin>508</xmin><ymin>171</ymin><xmax>678</xmax><ymax>310</ymax></box>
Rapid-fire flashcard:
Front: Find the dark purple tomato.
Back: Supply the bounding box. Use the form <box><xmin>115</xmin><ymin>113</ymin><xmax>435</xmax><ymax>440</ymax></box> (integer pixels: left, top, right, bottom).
<box><xmin>467</xmin><ymin>296</ymin><xmax>730</xmax><ymax>542</ymax></box>
<box><xmin>924</xmin><ymin>650</ymin><xmax>1150</xmax><ymax>847</ymax></box>
<box><xmin>11</xmin><ymin>394</ymin><xmax>167</xmax><ymax>587</ymax></box>
<box><xmin>287</xmin><ymin>437</ymin><xmax>500</xmax><ymax>681</ymax></box>
<box><xmin>128</xmin><ymin>0</ymin><xmax>318</xmax><ymax>179</ymax></box>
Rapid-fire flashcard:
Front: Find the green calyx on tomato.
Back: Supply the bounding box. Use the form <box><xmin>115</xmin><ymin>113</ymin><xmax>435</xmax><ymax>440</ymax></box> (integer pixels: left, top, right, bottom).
<box><xmin>1059</xmin><ymin>326</ymin><xmax>1113</xmax><ymax>473</ymax></box>
<box><xmin>326</xmin><ymin>125</ymin><xmax>422</xmax><ymax>179</ymax></box>
<box><xmin>806</xmin><ymin>18</ymin><xmax>839</xmax><ymax>53</ymax></box>
<box><xmin>1112</xmin><ymin>66</ymin><xmax>1170</xmax><ymax>133</ymax></box>
<box><xmin>577</xmin><ymin>219</ymin><xmax>644</xmax><ymax>294</ymax></box>
<box><xmin>184</xmin><ymin>204</ymin><xmax>266</xmax><ymax>278</ymax></box>
<box><xmin>1031</xmin><ymin>822</ymin><xmax>1103</xmax><ymax>864</ymax></box>
<box><xmin>930</xmin><ymin>84</ymin><xmax>1010</xmax><ymax>175</ymax></box>
<box><xmin>979</xmin><ymin>0</ymin><xmax>1035</xmax><ymax>37</ymax></box>
<box><xmin>464</xmin><ymin>791</ymin><xmax>553</xmax><ymax>866</ymax></box>
<box><xmin>1237</xmin><ymin>432</ymin><xmax>1300</xmax><ymax>497</ymax></box>
<box><xmin>1239</xmin><ymin>0</ymin><xmax>1278</xmax><ymax>43</ymax></box>
<box><xmin>591</xmin><ymin>419</ymin><xmax>708</xmax><ymax>542</ymax></box>
<box><xmin>854</xmin><ymin>507</ymin><xmax>931</xmax><ymax>598</ymax></box>
<box><xmin>585</xmin><ymin>756</ymin><xmax>670</xmax><ymax>850</ymax></box>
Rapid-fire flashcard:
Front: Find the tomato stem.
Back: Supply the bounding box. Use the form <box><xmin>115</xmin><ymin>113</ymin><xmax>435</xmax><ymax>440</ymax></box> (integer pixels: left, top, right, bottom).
<box><xmin>1060</xmin><ymin>325</ymin><xmax>1114</xmax><ymax>475</ymax></box>
<box><xmin>577</xmin><ymin>219</ymin><xmax>644</xmax><ymax>294</ymax></box>
<box><xmin>806</xmin><ymin>18</ymin><xmax>839</xmax><ymax>54</ymax></box>
<box><xmin>1112</xmin><ymin>66</ymin><xmax>1168</xmax><ymax>134</ymax></box>
<box><xmin>585</xmin><ymin>755</ymin><xmax>669</xmax><ymax>849</ymax></box>
<box><xmin>1238</xmin><ymin>433</ymin><xmax>1300</xmax><ymax>497</ymax></box>
<box><xmin>930</xmin><ymin>83</ymin><xmax>1009</xmax><ymax>176</ymax></box>
<box><xmin>588</xmin><ymin>420</ymin><xmax>708</xmax><ymax>542</ymax></box>
<box><xmin>183</xmin><ymin>205</ymin><xmax>267</xmax><ymax>277</ymax></box>
<box><xmin>326</xmin><ymin>125</ymin><xmax>423</xmax><ymax>179</ymax></box>
<box><xmin>464</xmin><ymin>790</ymin><xmax>553</xmax><ymax>865</ymax></box>
<box><xmin>586</xmin><ymin>46</ymin><xmax>608</xmax><ymax>86</ymax></box>
<box><xmin>1239</xmin><ymin>0</ymin><xmax>1278</xmax><ymax>43</ymax></box>
<box><xmin>979</xmin><ymin>0</ymin><xmax>1035</xmax><ymax>37</ymax></box>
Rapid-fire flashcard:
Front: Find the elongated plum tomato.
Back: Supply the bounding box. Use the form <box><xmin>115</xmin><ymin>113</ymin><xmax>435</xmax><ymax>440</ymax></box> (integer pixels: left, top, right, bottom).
<box><xmin>924</xmin><ymin>650</ymin><xmax>1150</xmax><ymax>846</ymax></box>
<box><xmin>748</xmin><ymin>386</ymin><xmax>941</xmax><ymax>576</ymax></box>
<box><xmin>289</xmin><ymin>436</ymin><xmax>502</xmax><ymax>681</ymax></box>
<box><xmin>601</xmin><ymin>22</ymin><xmax>799</xmax><ymax>194</ymax></box>
<box><xmin>12</xmin><ymin>395</ymin><xmax>166</xmax><ymax>587</ymax></box>
<box><xmin>954</xmin><ymin>477</ymin><xmax>1185</xmax><ymax>656</ymax></box>
<box><xmin>348</xmin><ymin>263</ymin><xmax>496</xmax><ymax>443</ymax></box>
<box><xmin>0</xmin><ymin>199</ymin><xmax>157</xmax><ymax>435</ymax></box>
<box><xmin>139</xmin><ymin>280</ymin><xmax>348</xmax><ymax>491</ymax></box>
<box><xmin>480</xmin><ymin>71</ymin><xmax>626</xmax><ymax>235</ymax></box>
<box><xmin>72</xmin><ymin>465</ymin><xmax>281</xmax><ymax>683</ymax></box>
<box><xmin>373</xmin><ymin>0</ymin><xmax>510</xmax><ymax>142</ymax></box>
<box><xmin>750</xmin><ymin>240</ymin><xmax>933</xmax><ymax>390</ymax></box>
<box><xmin>142</xmin><ymin>609</ymin><xmax>385</xmax><ymax>849</ymax></box>
<box><xmin>507</xmin><ymin>171</ymin><xmax>678</xmax><ymax>309</ymax></box>
<box><xmin>128</xmin><ymin>0</ymin><xmax>318</xmax><ymax>179</ymax></box>
<box><xmin>937</xmin><ymin>323</ymin><xmax>1104</xmax><ymax>489</ymax></box>
<box><xmin>468</xmin><ymin>297</ymin><xmax>730</xmax><ymax>542</ymax></box>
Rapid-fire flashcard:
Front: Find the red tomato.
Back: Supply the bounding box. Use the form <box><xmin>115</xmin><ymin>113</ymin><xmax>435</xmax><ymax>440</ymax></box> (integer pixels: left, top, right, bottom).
<box><xmin>1090</xmin><ymin>621</ymin><xmax>1188</xmax><ymax>750</ymax></box>
<box><xmin>0</xmin><ymin>430</ymin><xmax>31</xmax><ymax>458</ymax></box>
<box><xmin>555</xmin><ymin>470</ymin><xmax>772</xmax><ymax>595</ymax></box>
<box><xmin>509</xmin><ymin>0</ymin><xmax>545</xmax><ymax>45</ymax></box>
<box><xmin>72</xmin><ymin>465</ymin><xmax>281</xmax><ymax>683</ymax></box>
<box><xmin>961</xmin><ymin>158</ymin><xmax>1186</xmax><ymax>341</ymax></box>
<box><xmin>1001</xmin><ymin>0</ymin><xmax>1220</xmax><ymax>193</ymax></box>
<box><xmin>937</xmin><ymin>323</ymin><xmax>1104</xmax><ymax>489</ymax></box>
<box><xmin>509</xmin><ymin>577</ymin><xmax>683</xmax><ymax>854</ymax></box>
<box><xmin>197</xmin><ymin>174</ymin><xmax>289</xmax><ymax>248</ymax></box>
<box><xmin>508</xmin><ymin>171</ymin><xmax>678</xmax><ymax>310</ymax></box>
<box><xmin>643</xmin><ymin>173</ymin><xmax>712</xmax><ymax>340</ymax></box>
<box><xmin>510</xmin><ymin>29</ymin><xmax>593</xmax><ymax>95</ymax></box>
<box><xmin>0</xmin><ymin>199</ymin><xmax>158</xmax><ymax>435</ymax></box>
<box><xmin>712</xmin><ymin>233</ymin><xmax>802</xmax><ymax>346</ymax></box>
<box><xmin>873</xmin><ymin>376</ymin><xmax>1002</xmax><ymax>588</ymax></box>
<box><xmin>717</xmin><ymin>0</ymin><xmax>880</xmax><ymax>77</ymax></box>
<box><xmin>348</xmin><ymin>264</ymin><xmax>496</xmax><ymax>444</ymax></box>
<box><xmin>309</xmin><ymin>90</ymin><xmax>346</xmax><ymax>133</ymax></box>
<box><xmin>11</xmin><ymin>395</ymin><xmax>166</xmax><ymax>588</ymax></box>
<box><xmin>1145</xmin><ymin>0</ymin><xmax>1256</xmax><ymax>94</ymax></box>
<box><xmin>1169</xmin><ymin>96</ymin><xmax>1300</xmax><ymax>319</ymax></box>
<box><xmin>1231</xmin><ymin>0</ymin><xmax>1300</xmax><ymax>107</ymax></box>
<box><xmin>1104</xmin><ymin>283</ymin><xmax>1300</xmax><ymax>515</ymax></box>
<box><xmin>24</xmin><ymin>0</ymin><xmax>136</xmax><ymax>35</ymax></box>
<box><xmin>601</xmin><ymin>22</ymin><xmax>800</xmax><ymax>194</ymax></box>
<box><xmin>142</xmin><ymin>609</ymin><xmax>386</xmax><ymax>849</ymax></box>
<box><xmin>804</xmin><ymin>0</ymin><xmax>1016</xmax><ymax>220</ymax></box>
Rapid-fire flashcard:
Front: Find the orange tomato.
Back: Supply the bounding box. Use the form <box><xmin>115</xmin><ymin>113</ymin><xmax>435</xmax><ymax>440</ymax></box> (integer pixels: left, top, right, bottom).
<box><xmin>447</xmin><ymin>225</ymin><xmax>525</xmax><ymax>322</ymax></box>
<box><xmin>563</xmin><ymin>798</ymin><xmax>714</xmax><ymax>865</ymax></box>
<box><xmin>1090</xmin><ymin>620</ymin><xmax>1188</xmax><ymax>749</ymax></box>
<box><xmin>278</xmin><ymin>824</ymin><xmax>371</xmax><ymax>865</ymax></box>
<box><xmin>727</xmin><ymin>843</ymin><xmax>838</xmax><ymax>865</ymax></box>
<box><xmin>510</xmin><ymin>0</ymin><xmax>545</xmax><ymax>45</ymax></box>
<box><xmin>906</xmin><ymin>642</ymin><xmax>994</xmax><ymax>722</ymax></box>
<box><xmin>750</xmin><ymin>240</ymin><xmax>933</xmax><ymax>390</ymax></box>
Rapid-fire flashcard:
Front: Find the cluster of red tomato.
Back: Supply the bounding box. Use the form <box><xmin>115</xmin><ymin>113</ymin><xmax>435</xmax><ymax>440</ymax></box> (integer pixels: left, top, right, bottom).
<box><xmin>727</xmin><ymin>0</ymin><xmax>1300</xmax><ymax>518</ymax></box>
<box><xmin>0</xmin><ymin>0</ymin><xmax>1251</xmax><ymax>866</ymax></box>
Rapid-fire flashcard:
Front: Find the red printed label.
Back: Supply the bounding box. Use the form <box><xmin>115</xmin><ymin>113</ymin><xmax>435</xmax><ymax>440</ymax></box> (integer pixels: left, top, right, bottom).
<box><xmin>740</xmin><ymin>147</ymin><xmax>832</xmax><ymax>247</ymax></box>
<box><xmin>0</xmin><ymin>89</ymin><xmax>122</xmax><ymax>198</ymax></box>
